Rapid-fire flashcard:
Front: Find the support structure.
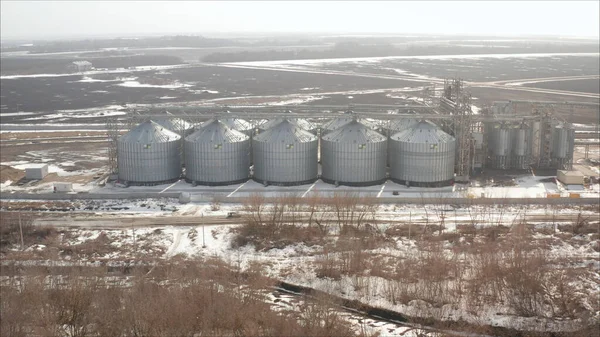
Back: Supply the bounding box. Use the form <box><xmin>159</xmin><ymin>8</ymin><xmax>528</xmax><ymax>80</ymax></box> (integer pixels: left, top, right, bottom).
<box><xmin>106</xmin><ymin>117</ymin><xmax>120</xmax><ymax>175</ymax></box>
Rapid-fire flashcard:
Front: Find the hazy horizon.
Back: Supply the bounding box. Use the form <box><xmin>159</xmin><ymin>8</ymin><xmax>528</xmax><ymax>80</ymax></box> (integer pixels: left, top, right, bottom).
<box><xmin>1</xmin><ymin>1</ymin><xmax>599</xmax><ymax>41</ymax></box>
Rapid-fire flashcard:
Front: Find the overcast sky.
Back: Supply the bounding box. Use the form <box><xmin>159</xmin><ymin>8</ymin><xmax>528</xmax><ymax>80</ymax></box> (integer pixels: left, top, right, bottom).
<box><xmin>1</xmin><ymin>1</ymin><xmax>599</xmax><ymax>40</ymax></box>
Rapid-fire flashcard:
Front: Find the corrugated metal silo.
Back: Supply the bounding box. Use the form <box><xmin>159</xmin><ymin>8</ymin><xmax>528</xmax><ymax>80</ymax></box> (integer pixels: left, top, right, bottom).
<box><xmin>390</xmin><ymin>120</ymin><xmax>455</xmax><ymax>186</ymax></box>
<box><xmin>512</xmin><ymin>124</ymin><xmax>531</xmax><ymax>170</ymax></box>
<box><xmin>253</xmin><ymin>119</ymin><xmax>318</xmax><ymax>185</ymax></box>
<box><xmin>321</xmin><ymin>120</ymin><xmax>387</xmax><ymax>186</ymax></box>
<box><xmin>321</xmin><ymin>113</ymin><xmax>380</xmax><ymax>135</ymax></box>
<box><xmin>490</xmin><ymin>124</ymin><xmax>513</xmax><ymax>169</ymax></box>
<box><xmin>117</xmin><ymin>120</ymin><xmax>181</xmax><ymax>185</ymax></box>
<box><xmin>215</xmin><ymin>117</ymin><xmax>255</xmax><ymax>137</ymax></box>
<box><xmin>552</xmin><ymin>125</ymin><xmax>575</xmax><ymax>169</ymax></box>
<box><xmin>382</xmin><ymin>118</ymin><xmax>419</xmax><ymax>137</ymax></box>
<box><xmin>383</xmin><ymin>118</ymin><xmax>419</xmax><ymax>166</ymax></box>
<box><xmin>259</xmin><ymin>117</ymin><xmax>318</xmax><ymax>135</ymax></box>
<box><xmin>154</xmin><ymin>117</ymin><xmax>194</xmax><ymax>136</ymax></box>
<box><xmin>184</xmin><ymin>119</ymin><xmax>250</xmax><ymax>185</ymax></box>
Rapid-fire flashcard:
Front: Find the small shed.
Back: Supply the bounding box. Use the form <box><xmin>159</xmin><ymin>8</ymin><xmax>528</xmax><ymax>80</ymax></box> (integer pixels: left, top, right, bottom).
<box><xmin>67</xmin><ymin>61</ymin><xmax>93</xmax><ymax>72</ymax></box>
<box><xmin>557</xmin><ymin>170</ymin><xmax>584</xmax><ymax>185</ymax></box>
<box><xmin>25</xmin><ymin>164</ymin><xmax>48</xmax><ymax>180</ymax></box>
<box><xmin>53</xmin><ymin>182</ymin><xmax>73</xmax><ymax>193</ymax></box>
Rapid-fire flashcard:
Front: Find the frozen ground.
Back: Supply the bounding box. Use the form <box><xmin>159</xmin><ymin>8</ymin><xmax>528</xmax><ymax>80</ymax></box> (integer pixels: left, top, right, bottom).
<box><xmin>0</xmin><ymin>64</ymin><xmax>192</xmax><ymax>80</ymax></box>
<box><xmin>10</xmin><ymin>198</ymin><xmax>596</xmax><ymax>334</ymax></box>
<box><xmin>92</xmin><ymin>173</ymin><xmax>599</xmax><ymax>199</ymax></box>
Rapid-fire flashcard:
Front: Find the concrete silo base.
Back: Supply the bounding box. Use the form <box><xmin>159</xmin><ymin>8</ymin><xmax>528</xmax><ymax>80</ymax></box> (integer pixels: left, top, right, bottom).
<box><xmin>184</xmin><ymin>177</ymin><xmax>249</xmax><ymax>186</ymax></box>
<box><xmin>119</xmin><ymin>177</ymin><xmax>180</xmax><ymax>187</ymax></box>
<box><xmin>252</xmin><ymin>177</ymin><xmax>318</xmax><ymax>187</ymax></box>
<box><xmin>390</xmin><ymin>178</ymin><xmax>454</xmax><ymax>188</ymax></box>
<box><xmin>321</xmin><ymin>177</ymin><xmax>387</xmax><ymax>187</ymax></box>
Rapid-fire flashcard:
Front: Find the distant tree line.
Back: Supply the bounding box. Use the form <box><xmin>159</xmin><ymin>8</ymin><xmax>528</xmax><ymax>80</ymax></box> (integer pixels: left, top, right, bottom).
<box><xmin>0</xmin><ymin>55</ymin><xmax>183</xmax><ymax>76</ymax></box>
<box><xmin>201</xmin><ymin>42</ymin><xmax>600</xmax><ymax>63</ymax></box>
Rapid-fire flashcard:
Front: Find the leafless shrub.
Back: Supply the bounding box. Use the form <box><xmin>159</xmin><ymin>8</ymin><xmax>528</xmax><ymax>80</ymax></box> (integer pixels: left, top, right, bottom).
<box><xmin>210</xmin><ymin>196</ymin><xmax>221</xmax><ymax>211</ymax></box>
<box><xmin>0</xmin><ymin>212</ymin><xmax>57</xmax><ymax>251</ymax></box>
<box><xmin>0</xmin><ymin>260</ymin><xmax>360</xmax><ymax>337</ymax></box>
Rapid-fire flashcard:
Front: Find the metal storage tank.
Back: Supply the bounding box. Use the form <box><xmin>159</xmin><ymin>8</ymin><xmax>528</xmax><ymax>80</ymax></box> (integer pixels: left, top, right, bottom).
<box><xmin>184</xmin><ymin>119</ymin><xmax>250</xmax><ymax>186</ymax></box>
<box><xmin>382</xmin><ymin>118</ymin><xmax>419</xmax><ymax>137</ymax></box>
<box><xmin>512</xmin><ymin>124</ymin><xmax>531</xmax><ymax>170</ymax></box>
<box><xmin>552</xmin><ymin>125</ymin><xmax>575</xmax><ymax>169</ymax></box>
<box><xmin>321</xmin><ymin>113</ymin><xmax>380</xmax><ymax>135</ymax></box>
<box><xmin>383</xmin><ymin>118</ymin><xmax>419</xmax><ymax>166</ymax></box>
<box><xmin>259</xmin><ymin>117</ymin><xmax>318</xmax><ymax>135</ymax></box>
<box><xmin>154</xmin><ymin>117</ymin><xmax>194</xmax><ymax>136</ymax></box>
<box><xmin>253</xmin><ymin>119</ymin><xmax>318</xmax><ymax>185</ymax></box>
<box><xmin>390</xmin><ymin>120</ymin><xmax>455</xmax><ymax>186</ymax></box>
<box><xmin>204</xmin><ymin>117</ymin><xmax>255</xmax><ymax>164</ymax></box>
<box><xmin>117</xmin><ymin>120</ymin><xmax>181</xmax><ymax>185</ymax></box>
<box><xmin>211</xmin><ymin>117</ymin><xmax>254</xmax><ymax>137</ymax></box>
<box><xmin>321</xmin><ymin>120</ymin><xmax>387</xmax><ymax>186</ymax></box>
<box><xmin>531</xmin><ymin>120</ymin><xmax>541</xmax><ymax>166</ymax></box>
<box><xmin>490</xmin><ymin>124</ymin><xmax>513</xmax><ymax>169</ymax></box>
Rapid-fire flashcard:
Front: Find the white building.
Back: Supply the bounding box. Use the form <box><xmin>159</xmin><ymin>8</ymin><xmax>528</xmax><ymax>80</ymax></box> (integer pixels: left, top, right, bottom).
<box><xmin>53</xmin><ymin>182</ymin><xmax>73</xmax><ymax>193</ymax></box>
<box><xmin>25</xmin><ymin>164</ymin><xmax>48</xmax><ymax>180</ymax></box>
<box><xmin>67</xmin><ymin>61</ymin><xmax>93</xmax><ymax>72</ymax></box>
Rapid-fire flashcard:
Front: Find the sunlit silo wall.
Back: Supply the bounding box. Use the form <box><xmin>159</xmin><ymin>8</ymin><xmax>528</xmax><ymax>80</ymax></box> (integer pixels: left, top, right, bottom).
<box><xmin>204</xmin><ymin>117</ymin><xmax>255</xmax><ymax>163</ymax></box>
<box><xmin>253</xmin><ymin>119</ymin><xmax>318</xmax><ymax>185</ymax></box>
<box><xmin>552</xmin><ymin>125</ymin><xmax>575</xmax><ymax>169</ymax></box>
<box><xmin>321</xmin><ymin>120</ymin><xmax>387</xmax><ymax>186</ymax></box>
<box><xmin>383</xmin><ymin>118</ymin><xmax>419</xmax><ymax>166</ymax></box>
<box><xmin>117</xmin><ymin>120</ymin><xmax>181</xmax><ymax>185</ymax></box>
<box><xmin>490</xmin><ymin>124</ymin><xmax>513</xmax><ymax>169</ymax></box>
<box><xmin>390</xmin><ymin>120</ymin><xmax>455</xmax><ymax>187</ymax></box>
<box><xmin>512</xmin><ymin>124</ymin><xmax>531</xmax><ymax>170</ymax></box>
<box><xmin>184</xmin><ymin>119</ymin><xmax>250</xmax><ymax>186</ymax></box>
<box><xmin>153</xmin><ymin>117</ymin><xmax>194</xmax><ymax>165</ymax></box>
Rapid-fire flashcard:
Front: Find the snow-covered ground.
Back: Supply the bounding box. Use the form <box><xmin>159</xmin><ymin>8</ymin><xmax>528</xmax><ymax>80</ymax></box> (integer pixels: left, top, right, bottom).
<box><xmin>227</xmin><ymin>52</ymin><xmax>600</xmax><ymax>67</ymax></box>
<box><xmin>3</xmin><ymin>195</ymin><xmax>598</xmax><ymax>335</ymax></box>
<box><xmin>0</xmin><ymin>64</ymin><xmax>192</xmax><ymax>80</ymax></box>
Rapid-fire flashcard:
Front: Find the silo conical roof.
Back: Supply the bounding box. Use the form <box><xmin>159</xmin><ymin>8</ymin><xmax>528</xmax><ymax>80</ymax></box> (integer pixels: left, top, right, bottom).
<box><xmin>322</xmin><ymin>120</ymin><xmax>386</xmax><ymax>143</ymax></box>
<box><xmin>203</xmin><ymin>117</ymin><xmax>253</xmax><ymax>133</ymax></box>
<box><xmin>153</xmin><ymin>117</ymin><xmax>193</xmax><ymax>133</ymax></box>
<box><xmin>259</xmin><ymin>118</ymin><xmax>317</xmax><ymax>133</ymax></box>
<box><xmin>322</xmin><ymin>114</ymin><xmax>379</xmax><ymax>134</ymax></box>
<box><xmin>120</xmin><ymin>120</ymin><xmax>181</xmax><ymax>143</ymax></box>
<box><xmin>254</xmin><ymin>119</ymin><xmax>317</xmax><ymax>143</ymax></box>
<box><xmin>392</xmin><ymin>120</ymin><xmax>454</xmax><ymax>143</ymax></box>
<box><xmin>386</xmin><ymin>118</ymin><xmax>419</xmax><ymax>133</ymax></box>
<box><xmin>186</xmin><ymin>119</ymin><xmax>249</xmax><ymax>143</ymax></box>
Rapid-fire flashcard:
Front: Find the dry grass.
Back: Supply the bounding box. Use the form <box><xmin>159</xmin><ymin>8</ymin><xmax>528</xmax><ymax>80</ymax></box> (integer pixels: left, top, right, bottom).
<box><xmin>0</xmin><ymin>212</ymin><xmax>58</xmax><ymax>253</ymax></box>
<box><xmin>0</xmin><ymin>260</ymin><xmax>362</xmax><ymax>337</ymax></box>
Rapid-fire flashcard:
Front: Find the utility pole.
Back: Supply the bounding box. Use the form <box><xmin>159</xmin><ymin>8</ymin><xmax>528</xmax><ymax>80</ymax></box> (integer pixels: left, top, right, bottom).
<box><xmin>408</xmin><ymin>211</ymin><xmax>412</xmax><ymax>241</ymax></box>
<box><xmin>202</xmin><ymin>213</ymin><xmax>206</xmax><ymax>248</ymax></box>
<box><xmin>18</xmin><ymin>213</ymin><xmax>24</xmax><ymax>251</ymax></box>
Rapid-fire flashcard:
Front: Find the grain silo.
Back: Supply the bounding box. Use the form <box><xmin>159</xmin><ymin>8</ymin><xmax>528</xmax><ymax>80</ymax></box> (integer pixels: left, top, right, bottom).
<box><xmin>321</xmin><ymin>120</ymin><xmax>387</xmax><ymax>186</ymax></box>
<box><xmin>215</xmin><ymin>117</ymin><xmax>255</xmax><ymax>137</ymax></box>
<box><xmin>117</xmin><ymin>120</ymin><xmax>181</xmax><ymax>185</ymax></box>
<box><xmin>253</xmin><ymin>119</ymin><xmax>318</xmax><ymax>185</ymax></box>
<box><xmin>321</xmin><ymin>112</ymin><xmax>380</xmax><ymax>135</ymax></box>
<box><xmin>512</xmin><ymin>124</ymin><xmax>531</xmax><ymax>170</ymax></box>
<box><xmin>490</xmin><ymin>124</ymin><xmax>513</xmax><ymax>169</ymax></box>
<box><xmin>184</xmin><ymin>119</ymin><xmax>250</xmax><ymax>185</ymax></box>
<box><xmin>154</xmin><ymin>117</ymin><xmax>194</xmax><ymax>136</ymax></box>
<box><xmin>552</xmin><ymin>124</ymin><xmax>575</xmax><ymax>169</ymax></box>
<box><xmin>382</xmin><ymin>118</ymin><xmax>419</xmax><ymax>137</ymax></box>
<box><xmin>259</xmin><ymin>113</ymin><xmax>318</xmax><ymax>135</ymax></box>
<box><xmin>390</xmin><ymin>120</ymin><xmax>455</xmax><ymax>187</ymax></box>
<box><xmin>383</xmin><ymin>118</ymin><xmax>419</xmax><ymax>166</ymax></box>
